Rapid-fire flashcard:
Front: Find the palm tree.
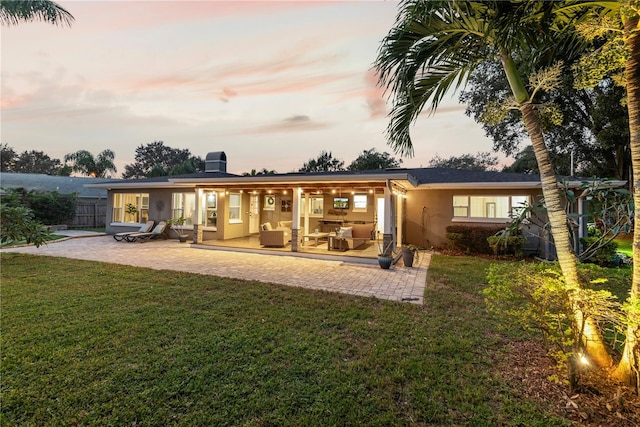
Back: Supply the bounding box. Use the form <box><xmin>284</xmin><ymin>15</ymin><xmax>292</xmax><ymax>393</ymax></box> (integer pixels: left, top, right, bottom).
<box><xmin>0</xmin><ymin>0</ymin><xmax>74</xmax><ymax>26</ymax></box>
<box><xmin>64</xmin><ymin>149</ymin><xmax>117</xmax><ymax>178</ymax></box>
<box><xmin>375</xmin><ymin>0</ymin><xmax>613</xmax><ymax>367</ymax></box>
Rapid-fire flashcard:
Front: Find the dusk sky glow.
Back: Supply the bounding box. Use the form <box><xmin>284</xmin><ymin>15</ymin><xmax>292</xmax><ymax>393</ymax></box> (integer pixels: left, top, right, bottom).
<box><xmin>1</xmin><ymin>0</ymin><xmax>504</xmax><ymax>177</ymax></box>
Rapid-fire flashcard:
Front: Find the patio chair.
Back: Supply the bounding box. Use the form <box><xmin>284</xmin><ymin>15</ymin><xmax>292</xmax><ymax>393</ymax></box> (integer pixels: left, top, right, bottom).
<box><xmin>113</xmin><ymin>220</ymin><xmax>155</xmax><ymax>242</ymax></box>
<box><xmin>125</xmin><ymin>221</ymin><xmax>167</xmax><ymax>242</ymax></box>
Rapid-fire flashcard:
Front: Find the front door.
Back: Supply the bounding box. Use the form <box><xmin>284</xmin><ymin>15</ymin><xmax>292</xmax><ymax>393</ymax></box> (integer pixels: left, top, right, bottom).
<box><xmin>249</xmin><ymin>194</ymin><xmax>260</xmax><ymax>234</ymax></box>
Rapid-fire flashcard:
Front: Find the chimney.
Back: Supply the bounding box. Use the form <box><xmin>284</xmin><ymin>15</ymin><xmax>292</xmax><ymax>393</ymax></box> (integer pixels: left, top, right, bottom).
<box><xmin>205</xmin><ymin>151</ymin><xmax>227</xmax><ymax>173</ymax></box>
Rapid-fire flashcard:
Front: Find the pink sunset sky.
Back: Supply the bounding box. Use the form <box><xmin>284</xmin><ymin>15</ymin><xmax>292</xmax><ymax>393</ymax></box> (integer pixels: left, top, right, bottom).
<box><xmin>1</xmin><ymin>0</ymin><xmax>506</xmax><ymax>176</ymax></box>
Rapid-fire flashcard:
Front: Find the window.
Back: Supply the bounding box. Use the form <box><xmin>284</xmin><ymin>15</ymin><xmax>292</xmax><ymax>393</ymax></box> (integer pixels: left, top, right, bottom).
<box><xmin>452</xmin><ymin>195</ymin><xmax>529</xmax><ymax>220</ymax></box>
<box><xmin>352</xmin><ymin>194</ymin><xmax>367</xmax><ymax>212</ymax></box>
<box><xmin>112</xmin><ymin>193</ymin><xmax>149</xmax><ymax>223</ymax></box>
<box><xmin>229</xmin><ymin>193</ymin><xmax>242</xmax><ymax>223</ymax></box>
<box><xmin>204</xmin><ymin>192</ymin><xmax>217</xmax><ymax>227</ymax></box>
<box><xmin>309</xmin><ymin>196</ymin><xmax>324</xmax><ymax>217</ymax></box>
<box><xmin>171</xmin><ymin>193</ymin><xmax>197</xmax><ymax>225</ymax></box>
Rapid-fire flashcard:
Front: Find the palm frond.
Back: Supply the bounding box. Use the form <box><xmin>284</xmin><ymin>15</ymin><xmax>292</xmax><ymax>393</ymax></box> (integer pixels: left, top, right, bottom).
<box><xmin>0</xmin><ymin>0</ymin><xmax>74</xmax><ymax>26</ymax></box>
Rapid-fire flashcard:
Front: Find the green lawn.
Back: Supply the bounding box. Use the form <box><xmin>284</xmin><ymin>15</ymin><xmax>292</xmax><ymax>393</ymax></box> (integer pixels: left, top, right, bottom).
<box><xmin>1</xmin><ymin>253</ymin><xmax>572</xmax><ymax>426</ymax></box>
<box><xmin>615</xmin><ymin>237</ymin><xmax>633</xmax><ymax>257</ymax></box>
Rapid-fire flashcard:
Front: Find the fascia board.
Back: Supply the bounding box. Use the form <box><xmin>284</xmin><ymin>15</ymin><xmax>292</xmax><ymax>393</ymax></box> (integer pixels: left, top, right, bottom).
<box><xmin>171</xmin><ymin>173</ymin><xmax>416</xmax><ymax>187</ymax></box>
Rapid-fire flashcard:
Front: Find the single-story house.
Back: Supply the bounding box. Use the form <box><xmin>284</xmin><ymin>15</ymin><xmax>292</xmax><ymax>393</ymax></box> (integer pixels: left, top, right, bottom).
<box><xmin>86</xmin><ymin>151</ymin><xmax>624</xmax><ymax>259</ymax></box>
<box><xmin>0</xmin><ymin>172</ymin><xmax>120</xmax><ymax>228</ymax></box>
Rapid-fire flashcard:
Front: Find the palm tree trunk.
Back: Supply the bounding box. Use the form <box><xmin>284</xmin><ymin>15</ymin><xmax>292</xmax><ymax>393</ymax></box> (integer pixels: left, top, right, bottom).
<box><xmin>520</xmin><ymin>102</ymin><xmax>613</xmax><ymax>368</ymax></box>
<box><xmin>612</xmin><ymin>13</ymin><xmax>640</xmax><ymax>389</ymax></box>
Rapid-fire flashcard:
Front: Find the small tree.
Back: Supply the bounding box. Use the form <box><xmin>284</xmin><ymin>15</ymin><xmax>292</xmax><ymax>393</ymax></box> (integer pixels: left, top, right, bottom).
<box><xmin>0</xmin><ymin>205</ymin><xmax>51</xmax><ymax>247</ymax></box>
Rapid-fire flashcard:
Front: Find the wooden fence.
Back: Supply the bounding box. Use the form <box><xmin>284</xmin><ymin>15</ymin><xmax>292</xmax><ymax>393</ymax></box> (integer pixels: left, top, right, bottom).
<box><xmin>71</xmin><ymin>200</ymin><xmax>108</xmax><ymax>229</ymax></box>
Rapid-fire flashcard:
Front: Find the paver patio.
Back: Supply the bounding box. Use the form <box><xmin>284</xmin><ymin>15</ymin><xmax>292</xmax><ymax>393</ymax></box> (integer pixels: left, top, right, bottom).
<box><xmin>1</xmin><ymin>235</ymin><xmax>429</xmax><ymax>304</ymax></box>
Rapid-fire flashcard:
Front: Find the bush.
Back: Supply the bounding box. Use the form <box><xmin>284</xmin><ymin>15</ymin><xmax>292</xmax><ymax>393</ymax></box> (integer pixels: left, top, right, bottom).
<box><xmin>484</xmin><ymin>261</ymin><xmax>622</xmax><ymax>390</ymax></box>
<box><xmin>580</xmin><ymin>236</ymin><xmax>618</xmax><ymax>266</ymax></box>
<box><xmin>487</xmin><ymin>234</ymin><xmax>527</xmax><ymax>257</ymax></box>
<box><xmin>445</xmin><ymin>225</ymin><xmax>505</xmax><ymax>254</ymax></box>
<box><xmin>0</xmin><ymin>205</ymin><xmax>51</xmax><ymax>247</ymax></box>
<box><xmin>1</xmin><ymin>188</ymin><xmax>77</xmax><ymax>225</ymax></box>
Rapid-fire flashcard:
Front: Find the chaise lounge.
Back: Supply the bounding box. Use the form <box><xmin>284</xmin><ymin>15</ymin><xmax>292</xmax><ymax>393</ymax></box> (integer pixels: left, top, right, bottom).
<box><xmin>125</xmin><ymin>221</ymin><xmax>167</xmax><ymax>242</ymax></box>
<box><xmin>113</xmin><ymin>220</ymin><xmax>155</xmax><ymax>242</ymax></box>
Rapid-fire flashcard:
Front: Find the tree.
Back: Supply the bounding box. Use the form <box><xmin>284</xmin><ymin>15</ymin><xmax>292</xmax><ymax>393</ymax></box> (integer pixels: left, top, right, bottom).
<box><xmin>122</xmin><ymin>141</ymin><xmax>203</xmax><ymax>179</ymax></box>
<box><xmin>347</xmin><ymin>148</ymin><xmax>402</xmax><ymax>170</ymax></box>
<box><xmin>0</xmin><ymin>205</ymin><xmax>50</xmax><ymax>247</ymax></box>
<box><xmin>242</xmin><ymin>168</ymin><xmax>277</xmax><ymax>176</ymax></box>
<box><xmin>428</xmin><ymin>152</ymin><xmax>498</xmax><ymax>171</ymax></box>
<box><xmin>1</xmin><ymin>143</ymin><xmax>16</xmax><ymax>172</ymax></box>
<box><xmin>502</xmin><ymin>146</ymin><xmax>539</xmax><ymax>174</ymax></box>
<box><xmin>64</xmin><ymin>149</ymin><xmax>117</xmax><ymax>178</ymax></box>
<box><xmin>0</xmin><ymin>0</ymin><xmax>73</xmax><ymax>26</ymax></box>
<box><xmin>461</xmin><ymin>61</ymin><xmax>630</xmax><ymax>179</ymax></box>
<box><xmin>558</xmin><ymin>0</ymin><xmax>640</xmax><ymax>388</ymax></box>
<box><xmin>375</xmin><ymin>0</ymin><xmax>612</xmax><ymax>368</ymax></box>
<box><xmin>11</xmin><ymin>150</ymin><xmax>63</xmax><ymax>175</ymax></box>
<box><xmin>299</xmin><ymin>151</ymin><xmax>345</xmax><ymax>172</ymax></box>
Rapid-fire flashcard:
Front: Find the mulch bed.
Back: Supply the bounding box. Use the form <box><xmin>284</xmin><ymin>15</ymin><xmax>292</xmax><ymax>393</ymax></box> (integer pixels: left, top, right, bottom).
<box><xmin>499</xmin><ymin>340</ymin><xmax>640</xmax><ymax>426</ymax></box>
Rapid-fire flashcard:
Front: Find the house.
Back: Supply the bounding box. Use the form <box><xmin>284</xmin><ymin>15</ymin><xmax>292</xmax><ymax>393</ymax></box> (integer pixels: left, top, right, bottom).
<box><xmin>86</xmin><ymin>151</ymin><xmax>623</xmax><ymax>258</ymax></box>
<box><xmin>0</xmin><ymin>172</ymin><xmax>120</xmax><ymax>228</ymax></box>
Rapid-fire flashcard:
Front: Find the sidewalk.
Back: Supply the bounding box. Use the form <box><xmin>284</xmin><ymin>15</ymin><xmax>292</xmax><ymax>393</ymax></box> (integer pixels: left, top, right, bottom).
<box><xmin>2</xmin><ymin>235</ymin><xmax>429</xmax><ymax>304</ymax></box>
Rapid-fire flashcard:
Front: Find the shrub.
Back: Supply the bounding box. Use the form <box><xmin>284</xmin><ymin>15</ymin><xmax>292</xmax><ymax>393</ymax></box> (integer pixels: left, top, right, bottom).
<box><xmin>484</xmin><ymin>261</ymin><xmax>622</xmax><ymax>391</ymax></box>
<box><xmin>0</xmin><ymin>205</ymin><xmax>51</xmax><ymax>247</ymax></box>
<box><xmin>580</xmin><ymin>236</ymin><xmax>618</xmax><ymax>266</ymax></box>
<box><xmin>445</xmin><ymin>225</ymin><xmax>505</xmax><ymax>254</ymax></box>
<box><xmin>24</xmin><ymin>191</ymin><xmax>76</xmax><ymax>225</ymax></box>
<box><xmin>487</xmin><ymin>234</ymin><xmax>527</xmax><ymax>257</ymax></box>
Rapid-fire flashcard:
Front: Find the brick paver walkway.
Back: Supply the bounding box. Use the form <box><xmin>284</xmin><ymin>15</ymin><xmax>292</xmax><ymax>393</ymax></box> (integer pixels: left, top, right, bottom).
<box><xmin>2</xmin><ymin>235</ymin><xmax>429</xmax><ymax>304</ymax></box>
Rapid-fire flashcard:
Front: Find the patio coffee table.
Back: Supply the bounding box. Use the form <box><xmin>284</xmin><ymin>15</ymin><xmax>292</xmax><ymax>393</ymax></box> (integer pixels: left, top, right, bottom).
<box><xmin>302</xmin><ymin>232</ymin><xmax>330</xmax><ymax>246</ymax></box>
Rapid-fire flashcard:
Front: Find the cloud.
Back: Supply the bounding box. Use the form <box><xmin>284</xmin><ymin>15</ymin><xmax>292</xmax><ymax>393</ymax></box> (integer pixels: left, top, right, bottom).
<box><xmin>225</xmin><ymin>115</ymin><xmax>331</xmax><ymax>136</ymax></box>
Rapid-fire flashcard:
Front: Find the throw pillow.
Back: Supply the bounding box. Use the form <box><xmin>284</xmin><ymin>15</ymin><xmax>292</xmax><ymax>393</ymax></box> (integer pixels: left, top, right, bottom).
<box><xmin>340</xmin><ymin>226</ymin><xmax>353</xmax><ymax>238</ymax></box>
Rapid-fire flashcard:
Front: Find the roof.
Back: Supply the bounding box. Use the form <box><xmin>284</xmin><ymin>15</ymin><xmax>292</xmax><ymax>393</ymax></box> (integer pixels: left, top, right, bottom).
<box><xmin>0</xmin><ymin>173</ymin><xmax>119</xmax><ymax>198</ymax></box>
<box><xmin>83</xmin><ymin>168</ymin><xmax>626</xmax><ymax>191</ymax></box>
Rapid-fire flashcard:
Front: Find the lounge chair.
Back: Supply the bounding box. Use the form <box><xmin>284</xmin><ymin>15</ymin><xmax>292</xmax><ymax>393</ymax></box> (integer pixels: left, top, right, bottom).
<box><xmin>125</xmin><ymin>221</ymin><xmax>167</xmax><ymax>242</ymax></box>
<box><xmin>113</xmin><ymin>220</ymin><xmax>155</xmax><ymax>241</ymax></box>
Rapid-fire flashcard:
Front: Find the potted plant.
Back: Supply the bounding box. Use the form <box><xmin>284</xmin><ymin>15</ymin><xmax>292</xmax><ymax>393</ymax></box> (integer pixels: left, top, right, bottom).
<box><xmin>167</xmin><ymin>217</ymin><xmax>188</xmax><ymax>242</ymax></box>
<box><xmin>401</xmin><ymin>244</ymin><xmax>421</xmax><ymax>267</ymax></box>
<box><xmin>377</xmin><ymin>239</ymin><xmax>394</xmax><ymax>269</ymax></box>
<box><xmin>125</xmin><ymin>203</ymin><xmax>138</xmax><ymax>222</ymax></box>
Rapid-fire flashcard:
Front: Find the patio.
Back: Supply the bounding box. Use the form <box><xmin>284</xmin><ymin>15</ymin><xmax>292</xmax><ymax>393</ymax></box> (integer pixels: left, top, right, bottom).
<box><xmin>1</xmin><ymin>234</ymin><xmax>428</xmax><ymax>304</ymax></box>
<box><xmin>197</xmin><ymin>234</ymin><xmax>380</xmax><ymax>260</ymax></box>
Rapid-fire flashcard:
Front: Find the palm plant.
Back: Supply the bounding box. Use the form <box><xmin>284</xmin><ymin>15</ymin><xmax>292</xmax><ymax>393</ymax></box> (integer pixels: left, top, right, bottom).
<box><xmin>64</xmin><ymin>149</ymin><xmax>117</xmax><ymax>178</ymax></box>
<box><xmin>0</xmin><ymin>0</ymin><xmax>74</xmax><ymax>26</ymax></box>
<box><xmin>556</xmin><ymin>0</ymin><xmax>640</xmax><ymax>388</ymax></box>
<box><xmin>375</xmin><ymin>0</ymin><xmax>612</xmax><ymax>367</ymax></box>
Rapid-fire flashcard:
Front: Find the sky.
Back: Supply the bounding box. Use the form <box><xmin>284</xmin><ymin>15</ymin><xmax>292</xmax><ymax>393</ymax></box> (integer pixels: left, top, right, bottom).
<box><xmin>1</xmin><ymin>0</ymin><xmax>508</xmax><ymax>177</ymax></box>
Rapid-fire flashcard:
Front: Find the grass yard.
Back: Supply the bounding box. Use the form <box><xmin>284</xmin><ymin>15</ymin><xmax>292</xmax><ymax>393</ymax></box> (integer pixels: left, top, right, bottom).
<box><xmin>615</xmin><ymin>237</ymin><xmax>633</xmax><ymax>257</ymax></box>
<box><xmin>1</xmin><ymin>253</ymin><xmax>576</xmax><ymax>426</ymax></box>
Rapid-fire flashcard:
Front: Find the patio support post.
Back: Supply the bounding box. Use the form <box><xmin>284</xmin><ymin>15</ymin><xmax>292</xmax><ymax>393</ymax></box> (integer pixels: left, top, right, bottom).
<box><xmin>383</xmin><ymin>183</ymin><xmax>394</xmax><ymax>256</ymax></box>
<box><xmin>193</xmin><ymin>188</ymin><xmax>202</xmax><ymax>244</ymax></box>
<box><xmin>291</xmin><ymin>187</ymin><xmax>301</xmax><ymax>252</ymax></box>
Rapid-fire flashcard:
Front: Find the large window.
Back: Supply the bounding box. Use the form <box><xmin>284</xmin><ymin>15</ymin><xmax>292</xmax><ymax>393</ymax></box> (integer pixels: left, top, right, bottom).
<box><xmin>112</xmin><ymin>193</ymin><xmax>149</xmax><ymax>224</ymax></box>
<box><xmin>352</xmin><ymin>194</ymin><xmax>367</xmax><ymax>212</ymax></box>
<box><xmin>453</xmin><ymin>195</ymin><xmax>529</xmax><ymax>220</ymax></box>
<box><xmin>172</xmin><ymin>192</ymin><xmax>196</xmax><ymax>225</ymax></box>
<box><xmin>229</xmin><ymin>193</ymin><xmax>242</xmax><ymax>223</ymax></box>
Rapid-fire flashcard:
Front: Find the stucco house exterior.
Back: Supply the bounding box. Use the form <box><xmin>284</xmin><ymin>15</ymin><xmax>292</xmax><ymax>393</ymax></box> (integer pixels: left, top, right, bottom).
<box><xmin>86</xmin><ymin>152</ymin><xmax>621</xmax><ymax>258</ymax></box>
